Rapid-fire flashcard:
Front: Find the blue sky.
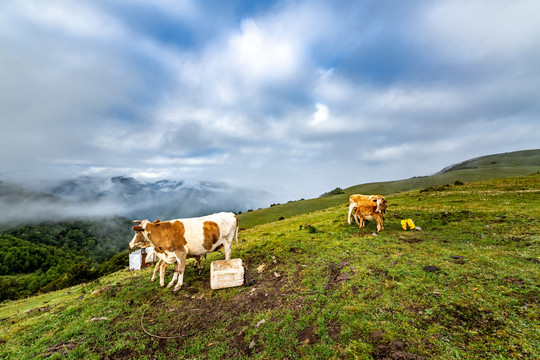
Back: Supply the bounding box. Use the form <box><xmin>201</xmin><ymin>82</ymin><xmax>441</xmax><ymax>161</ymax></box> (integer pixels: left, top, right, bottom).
<box><xmin>1</xmin><ymin>0</ymin><xmax>539</xmax><ymax>203</ymax></box>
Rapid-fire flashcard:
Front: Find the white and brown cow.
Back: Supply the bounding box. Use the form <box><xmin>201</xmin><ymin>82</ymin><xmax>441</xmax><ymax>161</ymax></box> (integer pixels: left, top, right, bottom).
<box><xmin>129</xmin><ymin>212</ymin><xmax>238</xmax><ymax>291</ymax></box>
<box><xmin>347</xmin><ymin>194</ymin><xmax>387</xmax><ymax>231</ymax></box>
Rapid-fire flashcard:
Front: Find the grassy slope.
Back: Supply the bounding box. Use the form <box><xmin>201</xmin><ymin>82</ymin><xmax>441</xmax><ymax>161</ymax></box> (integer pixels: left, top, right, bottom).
<box><xmin>238</xmin><ymin>149</ymin><xmax>540</xmax><ymax>229</ymax></box>
<box><xmin>1</xmin><ymin>174</ymin><xmax>538</xmax><ymax>359</ymax></box>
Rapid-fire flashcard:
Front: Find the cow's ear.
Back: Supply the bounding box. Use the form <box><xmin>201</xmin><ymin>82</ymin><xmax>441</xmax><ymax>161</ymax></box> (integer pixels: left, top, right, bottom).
<box><xmin>133</xmin><ymin>220</ymin><xmax>142</xmax><ymax>224</ymax></box>
<box><xmin>153</xmin><ymin>219</ymin><xmax>160</xmax><ymax>224</ymax></box>
<box><xmin>133</xmin><ymin>225</ymin><xmax>144</xmax><ymax>231</ymax></box>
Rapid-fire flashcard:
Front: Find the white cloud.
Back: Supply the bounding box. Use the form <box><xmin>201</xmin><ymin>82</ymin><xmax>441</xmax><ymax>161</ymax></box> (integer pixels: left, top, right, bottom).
<box><xmin>312</xmin><ymin>103</ymin><xmax>329</xmax><ymax>124</ymax></box>
<box><xmin>15</xmin><ymin>1</ymin><xmax>123</xmax><ymax>39</ymax></box>
<box><xmin>1</xmin><ymin>0</ymin><xmax>539</xmax><ymax>203</ymax></box>
<box><xmin>422</xmin><ymin>0</ymin><xmax>540</xmax><ymax>62</ymax></box>
<box><xmin>229</xmin><ymin>19</ymin><xmax>299</xmax><ymax>83</ymax></box>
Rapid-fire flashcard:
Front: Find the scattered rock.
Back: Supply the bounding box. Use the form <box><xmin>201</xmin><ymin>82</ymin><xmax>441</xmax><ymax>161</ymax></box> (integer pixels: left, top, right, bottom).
<box><xmin>89</xmin><ymin>317</ymin><xmax>109</xmax><ymax>322</ymax></box>
<box><xmin>249</xmin><ymin>340</ymin><xmax>256</xmax><ymax>350</ymax></box>
<box><xmin>255</xmin><ymin>319</ymin><xmax>266</xmax><ymax>328</ymax></box>
<box><xmin>256</xmin><ymin>264</ymin><xmax>266</xmax><ymax>273</ymax></box>
<box><xmin>423</xmin><ymin>266</ymin><xmax>441</xmax><ymax>273</ymax></box>
<box><xmin>335</xmin><ymin>272</ymin><xmax>350</xmax><ymax>283</ymax></box>
<box><xmin>274</xmin><ymin>272</ymin><xmax>281</xmax><ymax>278</ymax></box>
<box><xmin>372</xmin><ymin>233</ymin><xmax>378</xmax><ymax>237</ymax></box>
<box><xmin>414</xmin><ymin>226</ymin><xmax>423</xmax><ymax>231</ymax></box>
<box><xmin>91</xmin><ymin>286</ymin><xmax>113</xmax><ymax>295</ymax></box>
<box><xmin>23</xmin><ymin>307</ymin><xmax>50</xmax><ymax>314</ymax></box>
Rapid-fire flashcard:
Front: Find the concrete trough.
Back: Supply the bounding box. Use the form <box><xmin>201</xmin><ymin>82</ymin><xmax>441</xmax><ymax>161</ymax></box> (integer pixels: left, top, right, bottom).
<box><xmin>210</xmin><ymin>259</ymin><xmax>244</xmax><ymax>290</ymax></box>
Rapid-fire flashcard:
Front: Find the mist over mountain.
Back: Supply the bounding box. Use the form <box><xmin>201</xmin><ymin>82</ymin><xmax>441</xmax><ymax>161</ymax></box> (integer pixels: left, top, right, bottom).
<box><xmin>0</xmin><ymin>176</ymin><xmax>270</xmax><ymax>224</ymax></box>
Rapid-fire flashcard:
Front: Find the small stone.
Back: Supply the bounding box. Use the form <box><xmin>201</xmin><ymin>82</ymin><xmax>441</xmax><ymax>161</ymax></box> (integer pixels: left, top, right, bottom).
<box><xmin>274</xmin><ymin>272</ymin><xmax>281</xmax><ymax>278</ymax></box>
<box><xmin>336</xmin><ymin>272</ymin><xmax>350</xmax><ymax>282</ymax></box>
<box><xmin>249</xmin><ymin>340</ymin><xmax>256</xmax><ymax>350</ymax></box>
<box><xmin>91</xmin><ymin>286</ymin><xmax>112</xmax><ymax>295</ymax></box>
<box><xmin>255</xmin><ymin>319</ymin><xmax>266</xmax><ymax>328</ymax></box>
<box><xmin>256</xmin><ymin>264</ymin><xmax>266</xmax><ymax>273</ymax></box>
<box><xmin>90</xmin><ymin>317</ymin><xmax>109</xmax><ymax>322</ymax></box>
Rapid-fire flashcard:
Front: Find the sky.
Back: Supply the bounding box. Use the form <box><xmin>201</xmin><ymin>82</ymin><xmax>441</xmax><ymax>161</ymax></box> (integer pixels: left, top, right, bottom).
<box><xmin>1</xmin><ymin>0</ymin><xmax>539</xmax><ymax>204</ymax></box>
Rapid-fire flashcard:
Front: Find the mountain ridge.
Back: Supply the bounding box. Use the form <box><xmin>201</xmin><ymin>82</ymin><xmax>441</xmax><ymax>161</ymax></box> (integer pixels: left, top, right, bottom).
<box><xmin>1</xmin><ymin>149</ymin><xmax>538</xmax><ymax>225</ymax></box>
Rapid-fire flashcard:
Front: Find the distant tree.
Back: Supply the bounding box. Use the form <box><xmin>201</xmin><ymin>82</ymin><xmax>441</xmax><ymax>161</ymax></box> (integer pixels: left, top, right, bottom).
<box><xmin>319</xmin><ymin>187</ymin><xmax>344</xmax><ymax>197</ymax></box>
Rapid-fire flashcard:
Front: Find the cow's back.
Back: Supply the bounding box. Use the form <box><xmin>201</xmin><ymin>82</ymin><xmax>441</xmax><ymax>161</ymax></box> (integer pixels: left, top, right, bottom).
<box><xmin>179</xmin><ymin>212</ymin><xmax>236</xmax><ymax>238</ymax></box>
<box><xmin>177</xmin><ymin>212</ymin><xmax>237</xmax><ymax>256</ymax></box>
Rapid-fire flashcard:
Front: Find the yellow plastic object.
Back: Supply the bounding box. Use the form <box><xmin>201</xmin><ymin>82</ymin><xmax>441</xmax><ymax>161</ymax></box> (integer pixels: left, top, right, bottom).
<box><xmin>401</xmin><ymin>219</ymin><xmax>415</xmax><ymax>230</ymax></box>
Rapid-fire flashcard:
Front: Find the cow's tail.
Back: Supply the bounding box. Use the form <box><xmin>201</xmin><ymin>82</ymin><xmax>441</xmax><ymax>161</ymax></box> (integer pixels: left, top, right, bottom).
<box><xmin>348</xmin><ymin>202</ymin><xmax>357</xmax><ymax>225</ymax></box>
<box><xmin>234</xmin><ymin>216</ymin><xmax>239</xmax><ymax>245</ymax></box>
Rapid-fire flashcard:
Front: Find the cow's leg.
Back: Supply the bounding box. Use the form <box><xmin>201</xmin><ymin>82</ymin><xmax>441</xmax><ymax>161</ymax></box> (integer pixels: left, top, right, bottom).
<box><xmin>377</xmin><ymin>216</ymin><xmax>384</xmax><ymax>232</ymax></box>
<box><xmin>152</xmin><ymin>259</ymin><xmax>163</xmax><ymax>282</ymax></box>
<box><xmin>159</xmin><ymin>260</ymin><xmax>170</xmax><ymax>287</ymax></box>
<box><xmin>348</xmin><ymin>203</ymin><xmax>356</xmax><ymax>225</ymax></box>
<box><xmin>173</xmin><ymin>252</ymin><xmax>187</xmax><ymax>292</ymax></box>
<box><xmin>353</xmin><ymin>212</ymin><xmax>360</xmax><ymax>226</ymax></box>
<box><xmin>166</xmin><ymin>261</ymin><xmax>179</xmax><ymax>288</ymax></box>
<box><xmin>358</xmin><ymin>216</ymin><xmax>365</xmax><ymax>229</ymax></box>
<box><xmin>193</xmin><ymin>255</ymin><xmax>203</xmax><ymax>274</ymax></box>
<box><xmin>223</xmin><ymin>240</ymin><xmax>232</xmax><ymax>260</ymax></box>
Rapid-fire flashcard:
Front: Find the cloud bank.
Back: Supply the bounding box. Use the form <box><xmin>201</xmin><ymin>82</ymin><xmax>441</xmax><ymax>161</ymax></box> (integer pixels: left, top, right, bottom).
<box><xmin>1</xmin><ymin>0</ymin><xmax>539</xmax><ymax>204</ymax></box>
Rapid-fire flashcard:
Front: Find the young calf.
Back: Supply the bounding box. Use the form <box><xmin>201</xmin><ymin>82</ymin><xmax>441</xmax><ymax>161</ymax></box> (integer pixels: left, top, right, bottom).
<box><xmin>349</xmin><ymin>194</ymin><xmax>387</xmax><ymax>232</ymax></box>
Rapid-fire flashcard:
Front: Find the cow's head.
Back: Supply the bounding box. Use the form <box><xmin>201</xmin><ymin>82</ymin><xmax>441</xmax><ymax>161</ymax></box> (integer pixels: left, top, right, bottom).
<box><xmin>372</xmin><ymin>196</ymin><xmax>387</xmax><ymax>214</ymax></box>
<box><xmin>130</xmin><ymin>219</ymin><xmax>163</xmax><ymax>249</ymax></box>
<box><xmin>129</xmin><ymin>219</ymin><xmax>151</xmax><ymax>249</ymax></box>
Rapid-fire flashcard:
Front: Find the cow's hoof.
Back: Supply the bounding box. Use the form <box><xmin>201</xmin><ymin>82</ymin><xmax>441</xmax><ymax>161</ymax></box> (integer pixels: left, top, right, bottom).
<box><xmin>166</xmin><ymin>283</ymin><xmax>174</xmax><ymax>288</ymax></box>
<box><xmin>160</xmin><ymin>283</ymin><xmax>165</xmax><ymax>287</ymax></box>
<box><xmin>173</xmin><ymin>286</ymin><xmax>182</xmax><ymax>292</ymax></box>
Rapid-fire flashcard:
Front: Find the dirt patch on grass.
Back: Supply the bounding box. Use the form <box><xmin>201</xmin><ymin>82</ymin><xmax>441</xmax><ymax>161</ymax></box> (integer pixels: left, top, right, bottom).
<box><xmin>450</xmin><ymin>255</ymin><xmax>467</xmax><ymax>264</ymax></box>
<box><xmin>127</xmin><ymin>262</ymin><xmax>349</xmax><ymax>358</ymax></box>
<box><xmin>502</xmin><ymin>276</ymin><xmax>526</xmax><ymax>285</ymax></box>
<box><xmin>369</xmin><ymin>267</ymin><xmax>389</xmax><ymax>278</ymax></box>
<box><xmin>133</xmin><ymin>273</ymin><xmax>303</xmax><ymax>356</ymax></box>
<box><xmin>522</xmin><ymin>256</ymin><xmax>540</xmax><ymax>264</ymax></box>
<box><xmin>327</xmin><ymin>318</ymin><xmax>342</xmax><ymax>341</ymax></box>
<box><xmin>42</xmin><ymin>341</ymin><xmax>78</xmax><ymax>358</ymax></box>
<box><xmin>104</xmin><ymin>348</ymin><xmax>140</xmax><ymax>360</ymax></box>
<box><xmin>296</xmin><ymin>323</ymin><xmax>319</xmax><ymax>344</ymax></box>
<box><xmin>427</xmin><ymin>303</ymin><xmax>503</xmax><ymax>336</ymax></box>
<box><xmin>369</xmin><ymin>331</ymin><xmax>425</xmax><ymax>360</ymax></box>
<box><xmin>399</xmin><ymin>237</ymin><xmax>423</xmax><ymax>243</ymax></box>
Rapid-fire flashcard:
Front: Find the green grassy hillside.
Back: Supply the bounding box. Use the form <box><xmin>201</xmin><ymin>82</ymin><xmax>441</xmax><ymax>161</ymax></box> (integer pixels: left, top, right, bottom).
<box><xmin>238</xmin><ymin>149</ymin><xmax>540</xmax><ymax>229</ymax></box>
<box><xmin>1</xmin><ymin>174</ymin><xmax>538</xmax><ymax>359</ymax></box>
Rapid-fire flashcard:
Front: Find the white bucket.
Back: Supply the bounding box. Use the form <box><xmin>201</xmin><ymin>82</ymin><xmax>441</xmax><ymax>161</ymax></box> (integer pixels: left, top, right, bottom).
<box><xmin>210</xmin><ymin>259</ymin><xmax>244</xmax><ymax>290</ymax></box>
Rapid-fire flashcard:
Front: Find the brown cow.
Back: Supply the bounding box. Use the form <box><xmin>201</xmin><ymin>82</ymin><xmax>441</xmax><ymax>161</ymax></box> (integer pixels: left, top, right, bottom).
<box><xmin>129</xmin><ymin>212</ymin><xmax>238</xmax><ymax>291</ymax></box>
<box><xmin>348</xmin><ymin>194</ymin><xmax>387</xmax><ymax>231</ymax></box>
